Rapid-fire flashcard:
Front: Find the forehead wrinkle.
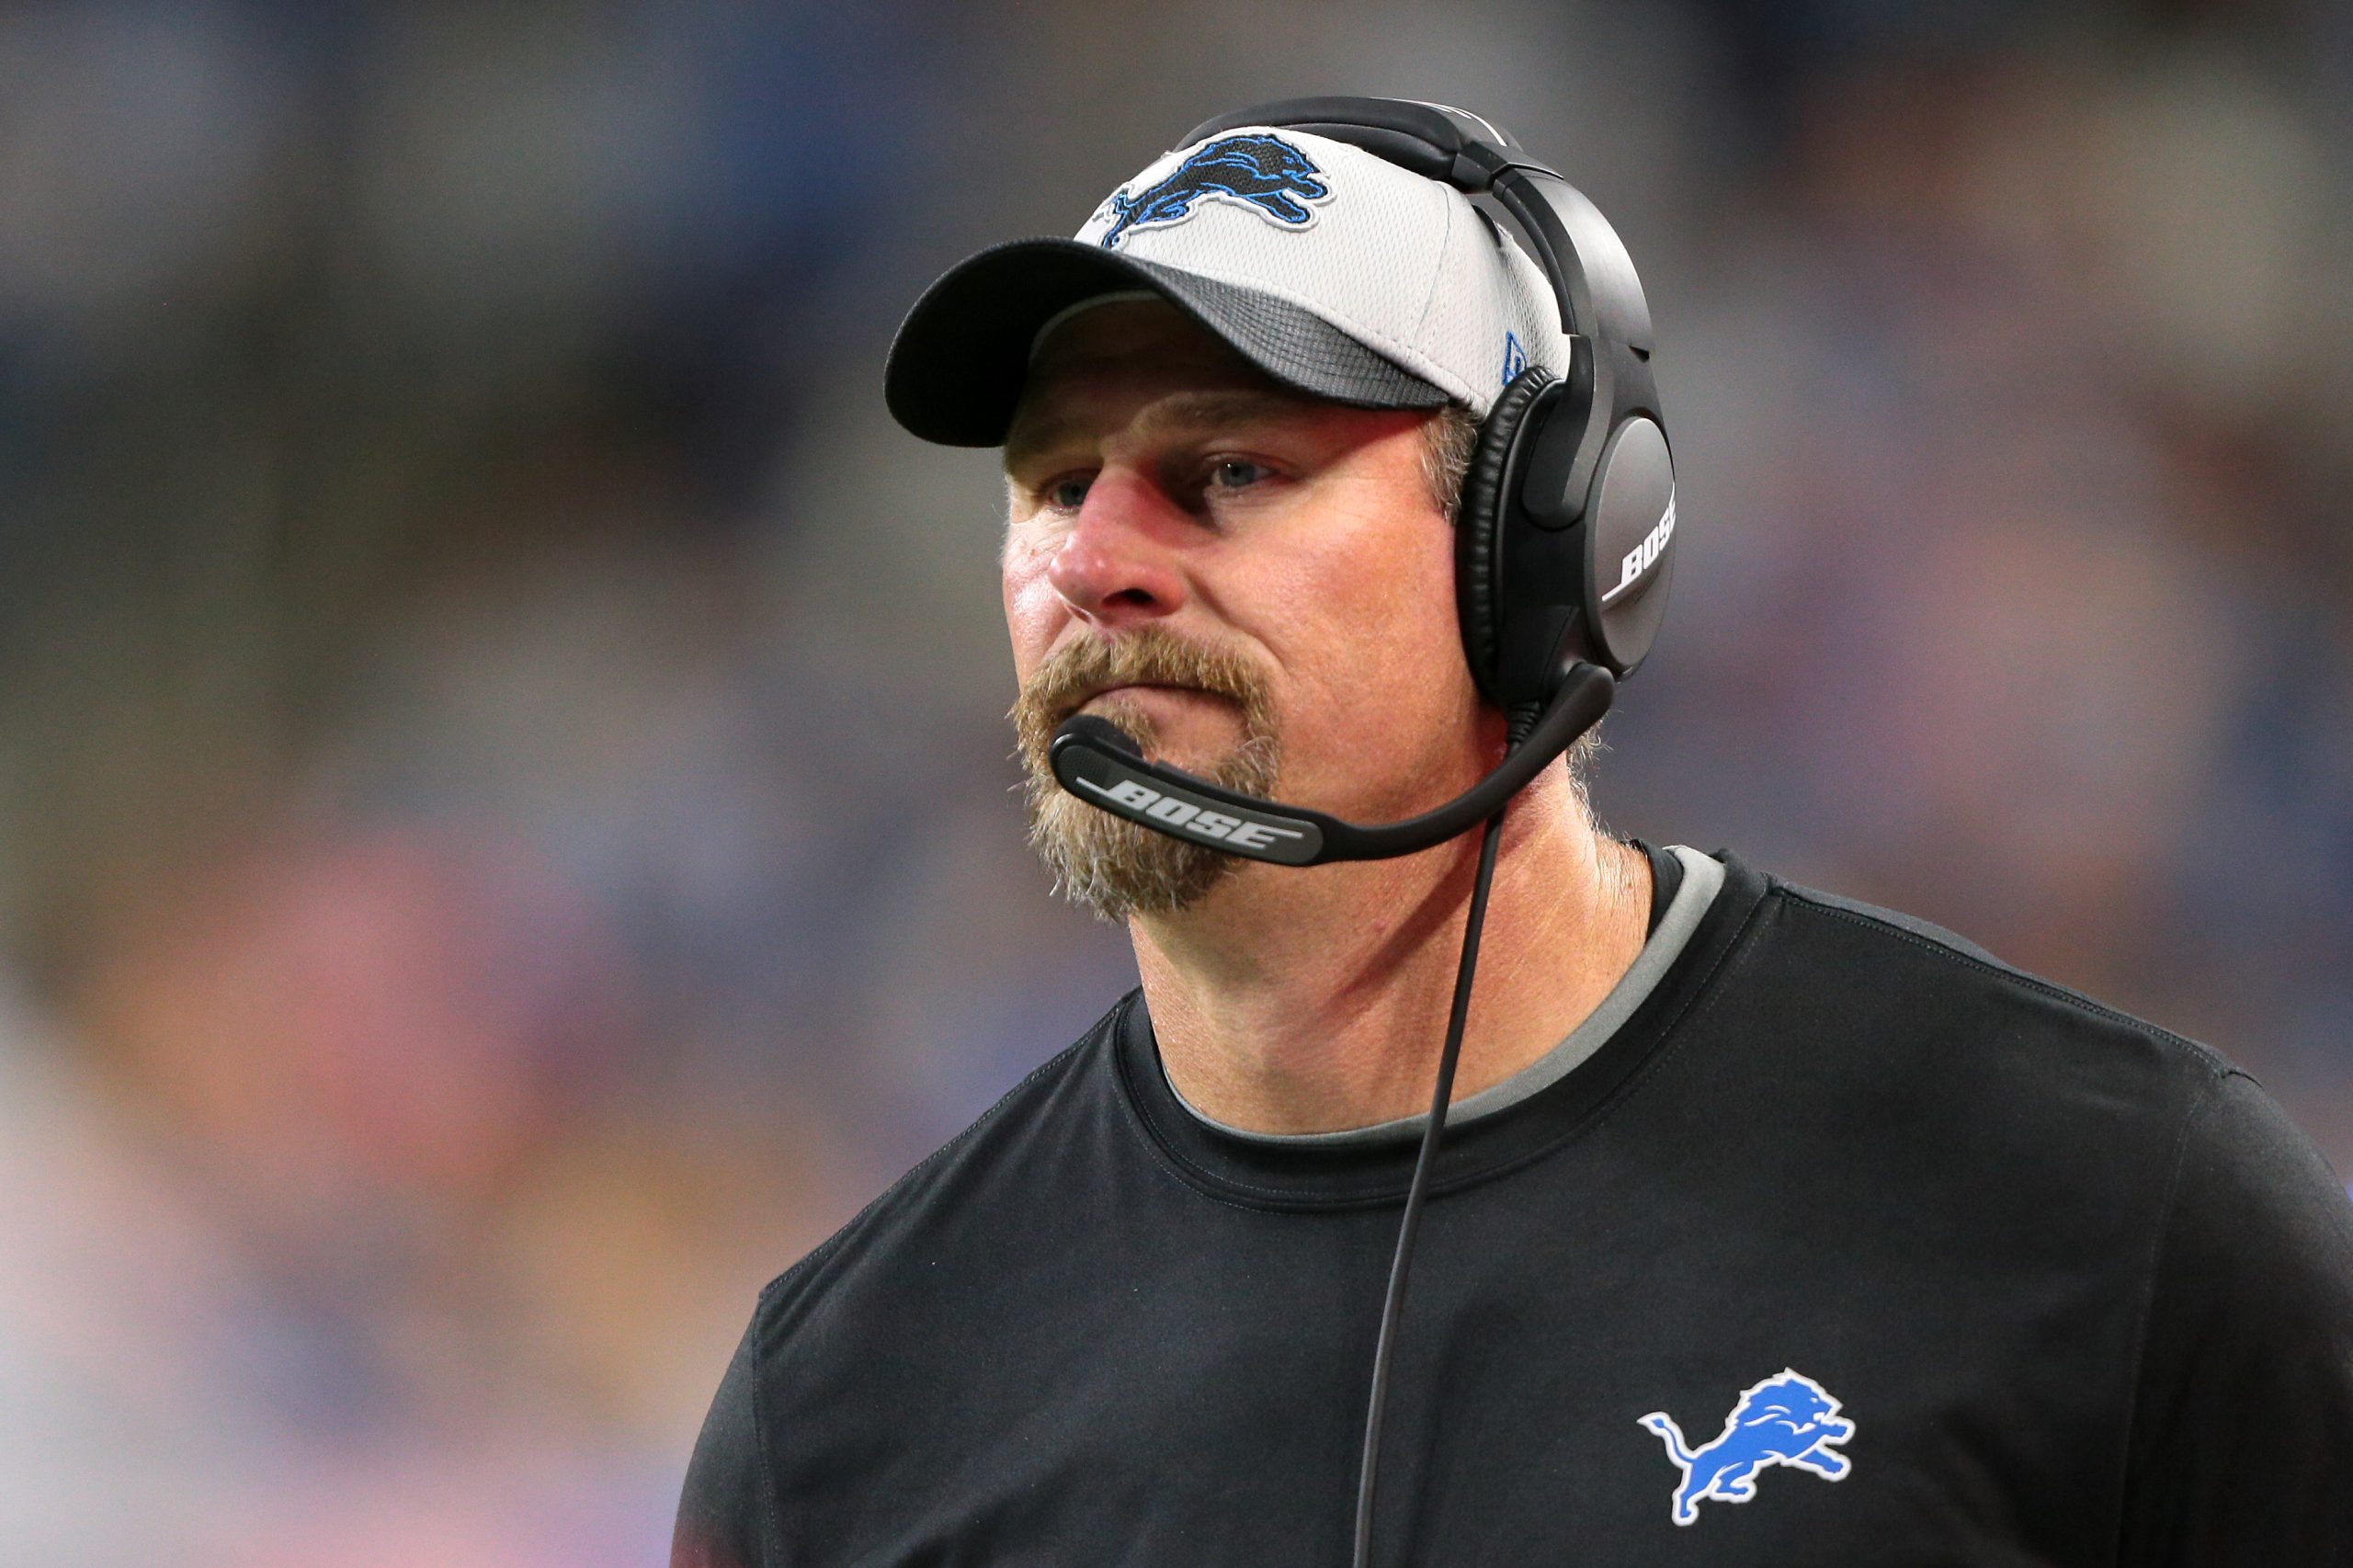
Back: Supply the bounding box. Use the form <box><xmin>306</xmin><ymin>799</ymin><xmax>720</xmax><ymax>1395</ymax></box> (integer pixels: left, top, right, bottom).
<box><xmin>1131</xmin><ymin>389</ymin><xmax>1317</xmax><ymax>440</ymax></box>
<box><xmin>1005</xmin><ymin>386</ymin><xmax>1320</xmax><ymax>471</ymax></box>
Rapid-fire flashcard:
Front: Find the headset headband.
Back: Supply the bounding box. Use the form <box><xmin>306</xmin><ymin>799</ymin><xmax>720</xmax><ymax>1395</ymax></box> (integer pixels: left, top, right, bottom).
<box><xmin>1179</xmin><ymin>97</ymin><xmax>1654</xmax><ymax>357</ymax></box>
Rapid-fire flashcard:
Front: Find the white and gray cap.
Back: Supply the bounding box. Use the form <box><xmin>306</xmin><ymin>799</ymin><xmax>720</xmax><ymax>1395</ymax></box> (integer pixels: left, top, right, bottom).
<box><xmin>884</xmin><ymin>127</ymin><xmax>1574</xmax><ymax>447</ymax></box>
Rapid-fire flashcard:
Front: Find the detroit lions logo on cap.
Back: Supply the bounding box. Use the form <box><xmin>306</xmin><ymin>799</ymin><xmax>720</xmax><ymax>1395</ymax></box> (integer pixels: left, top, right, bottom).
<box><xmin>1095</xmin><ymin>133</ymin><xmax>1330</xmax><ymax>250</ymax></box>
<box><xmin>1639</xmin><ymin>1369</ymin><xmax>1855</xmax><ymax>1527</ymax></box>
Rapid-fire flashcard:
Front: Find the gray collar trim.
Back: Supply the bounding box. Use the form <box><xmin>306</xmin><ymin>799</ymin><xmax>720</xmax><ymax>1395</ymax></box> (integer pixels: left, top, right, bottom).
<box><xmin>1165</xmin><ymin>846</ymin><xmax>1726</xmax><ymax>1148</ymax></box>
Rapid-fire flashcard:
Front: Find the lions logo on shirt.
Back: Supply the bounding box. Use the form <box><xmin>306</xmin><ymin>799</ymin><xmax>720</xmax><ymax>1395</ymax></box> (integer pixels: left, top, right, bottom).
<box><xmin>1639</xmin><ymin>1369</ymin><xmax>1855</xmax><ymax>1526</ymax></box>
<box><xmin>1094</xmin><ymin>134</ymin><xmax>1331</xmax><ymax>250</ymax></box>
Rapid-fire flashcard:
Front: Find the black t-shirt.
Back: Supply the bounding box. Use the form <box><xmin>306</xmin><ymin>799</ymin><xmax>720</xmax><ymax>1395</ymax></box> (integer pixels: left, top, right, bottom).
<box><xmin>674</xmin><ymin>853</ymin><xmax>2353</xmax><ymax>1566</ymax></box>
<box><xmin>1637</xmin><ymin>837</ymin><xmax>1683</xmax><ymax>936</ymax></box>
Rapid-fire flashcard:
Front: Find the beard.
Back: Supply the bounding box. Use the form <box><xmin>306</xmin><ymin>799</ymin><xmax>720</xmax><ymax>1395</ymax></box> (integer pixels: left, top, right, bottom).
<box><xmin>1009</xmin><ymin>629</ymin><xmax>1281</xmax><ymax>922</ymax></box>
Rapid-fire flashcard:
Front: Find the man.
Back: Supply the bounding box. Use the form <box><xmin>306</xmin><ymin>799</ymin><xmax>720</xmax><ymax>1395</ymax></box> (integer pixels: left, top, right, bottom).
<box><xmin>676</xmin><ymin>108</ymin><xmax>2353</xmax><ymax>1565</ymax></box>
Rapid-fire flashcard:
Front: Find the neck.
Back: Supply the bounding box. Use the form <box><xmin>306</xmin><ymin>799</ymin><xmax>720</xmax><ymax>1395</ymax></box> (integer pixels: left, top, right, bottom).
<box><xmin>1130</xmin><ymin>772</ymin><xmax>1653</xmax><ymax>1135</ymax></box>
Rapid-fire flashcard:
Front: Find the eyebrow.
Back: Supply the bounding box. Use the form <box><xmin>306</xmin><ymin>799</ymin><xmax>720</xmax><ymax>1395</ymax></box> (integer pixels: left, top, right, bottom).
<box><xmin>1004</xmin><ymin>389</ymin><xmax>1314</xmax><ymax>470</ymax></box>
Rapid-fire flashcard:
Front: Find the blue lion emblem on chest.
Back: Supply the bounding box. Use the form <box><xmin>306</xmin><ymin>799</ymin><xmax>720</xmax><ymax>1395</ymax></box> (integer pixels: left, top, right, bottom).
<box><xmin>1096</xmin><ymin>133</ymin><xmax>1330</xmax><ymax>250</ymax></box>
<box><xmin>1640</xmin><ymin>1369</ymin><xmax>1855</xmax><ymax>1527</ymax></box>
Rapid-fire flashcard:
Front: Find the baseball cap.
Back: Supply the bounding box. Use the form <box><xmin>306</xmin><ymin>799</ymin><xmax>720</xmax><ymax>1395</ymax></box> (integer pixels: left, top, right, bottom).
<box><xmin>884</xmin><ymin>126</ymin><xmax>1574</xmax><ymax>448</ymax></box>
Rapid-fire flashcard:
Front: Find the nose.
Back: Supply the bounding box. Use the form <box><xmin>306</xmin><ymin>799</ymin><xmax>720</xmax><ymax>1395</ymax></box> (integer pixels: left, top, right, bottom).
<box><xmin>1044</xmin><ymin>466</ymin><xmax>1189</xmax><ymax>630</ymax></box>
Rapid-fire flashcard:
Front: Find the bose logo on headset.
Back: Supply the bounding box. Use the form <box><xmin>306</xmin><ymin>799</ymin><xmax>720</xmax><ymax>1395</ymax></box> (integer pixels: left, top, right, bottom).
<box><xmin>1602</xmin><ymin>492</ymin><xmax>1677</xmax><ymax>608</ymax></box>
<box><xmin>1073</xmin><ymin>776</ymin><xmax>1307</xmax><ymax>850</ymax></box>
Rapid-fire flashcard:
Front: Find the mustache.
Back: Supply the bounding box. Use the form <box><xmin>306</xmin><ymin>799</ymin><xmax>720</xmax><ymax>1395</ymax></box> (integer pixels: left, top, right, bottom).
<box><xmin>1009</xmin><ymin>629</ymin><xmax>1276</xmax><ymax>763</ymax></box>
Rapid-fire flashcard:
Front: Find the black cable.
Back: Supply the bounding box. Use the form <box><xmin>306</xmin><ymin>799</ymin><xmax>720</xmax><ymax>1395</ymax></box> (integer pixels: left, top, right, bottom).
<box><xmin>1349</xmin><ymin>802</ymin><xmax>1511</xmax><ymax>1568</ymax></box>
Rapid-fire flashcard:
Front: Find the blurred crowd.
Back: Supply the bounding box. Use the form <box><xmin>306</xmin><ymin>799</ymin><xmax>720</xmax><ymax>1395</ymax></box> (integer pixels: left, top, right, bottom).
<box><xmin>2</xmin><ymin>1</ymin><xmax>2348</xmax><ymax>1562</ymax></box>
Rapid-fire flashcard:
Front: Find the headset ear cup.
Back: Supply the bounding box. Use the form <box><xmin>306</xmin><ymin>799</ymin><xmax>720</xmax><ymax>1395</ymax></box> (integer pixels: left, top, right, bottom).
<box><xmin>1454</xmin><ymin>367</ymin><xmax>1555</xmax><ymax>705</ymax></box>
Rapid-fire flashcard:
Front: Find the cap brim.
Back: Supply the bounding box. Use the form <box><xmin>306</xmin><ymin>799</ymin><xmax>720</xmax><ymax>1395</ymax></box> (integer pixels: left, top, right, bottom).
<box><xmin>883</xmin><ymin>237</ymin><xmax>1449</xmax><ymax>448</ymax></box>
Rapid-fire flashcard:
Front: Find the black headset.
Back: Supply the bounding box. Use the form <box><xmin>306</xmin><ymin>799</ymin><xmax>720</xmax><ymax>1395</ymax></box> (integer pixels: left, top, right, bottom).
<box><xmin>1187</xmin><ymin>97</ymin><xmax>1677</xmax><ymax>708</ymax></box>
<box><xmin>1047</xmin><ymin>99</ymin><xmax>1676</xmax><ymax>1568</ymax></box>
<box><xmin>1050</xmin><ymin>95</ymin><xmax>1677</xmax><ymax>865</ymax></box>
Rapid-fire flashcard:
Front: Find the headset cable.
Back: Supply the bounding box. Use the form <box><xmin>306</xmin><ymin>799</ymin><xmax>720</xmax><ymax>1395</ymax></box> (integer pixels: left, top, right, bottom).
<box><xmin>1349</xmin><ymin>790</ymin><xmax>1514</xmax><ymax>1568</ymax></box>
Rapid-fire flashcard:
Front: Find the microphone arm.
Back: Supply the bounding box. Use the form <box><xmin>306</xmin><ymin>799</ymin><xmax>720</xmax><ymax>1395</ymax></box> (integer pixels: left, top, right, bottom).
<box><xmin>1046</xmin><ymin>662</ymin><xmax>1615</xmax><ymax>866</ymax></box>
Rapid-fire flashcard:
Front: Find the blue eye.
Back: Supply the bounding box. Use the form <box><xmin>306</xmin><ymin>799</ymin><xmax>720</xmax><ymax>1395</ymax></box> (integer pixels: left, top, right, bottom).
<box><xmin>1211</xmin><ymin>459</ymin><xmax>1266</xmax><ymax>490</ymax></box>
<box><xmin>1048</xmin><ymin>475</ymin><xmax>1092</xmax><ymax>509</ymax></box>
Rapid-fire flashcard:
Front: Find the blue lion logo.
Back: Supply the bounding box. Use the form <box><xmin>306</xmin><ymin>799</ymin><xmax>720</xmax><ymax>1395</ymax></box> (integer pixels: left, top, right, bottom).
<box><xmin>1639</xmin><ymin>1369</ymin><xmax>1855</xmax><ymax>1527</ymax></box>
<box><xmin>1096</xmin><ymin>133</ymin><xmax>1330</xmax><ymax>250</ymax></box>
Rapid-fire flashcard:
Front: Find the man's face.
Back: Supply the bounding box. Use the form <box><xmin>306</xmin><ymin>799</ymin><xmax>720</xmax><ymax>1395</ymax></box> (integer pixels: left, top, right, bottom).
<box><xmin>1002</xmin><ymin>299</ymin><xmax>1488</xmax><ymax>919</ymax></box>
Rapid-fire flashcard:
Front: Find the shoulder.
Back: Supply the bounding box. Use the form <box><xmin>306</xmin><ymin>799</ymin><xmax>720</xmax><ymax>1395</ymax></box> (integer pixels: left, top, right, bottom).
<box><xmin>2114</xmin><ymin>1036</ymin><xmax>2353</xmax><ymax>1556</ymax></box>
<box><xmin>1666</xmin><ymin>856</ymin><xmax>2285</xmax><ymax>1245</ymax></box>
<box><xmin>743</xmin><ymin>991</ymin><xmax>1136</xmax><ymax>1344</ymax></box>
<box><xmin>1766</xmin><ymin>869</ymin><xmax>2210</xmax><ymax>1051</ymax></box>
<box><xmin>1738</xmin><ymin>862</ymin><xmax>2239</xmax><ymax>1099</ymax></box>
<box><xmin>675</xmin><ymin>996</ymin><xmax>1142</xmax><ymax>1564</ymax></box>
<box><xmin>1738</xmin><ymin>860</ymin><xmax>2352</xmax><ymax>1253</ymax></box>
<box><xmin>1725</xmin><ymin>871</ymin><xmax>2353</xmax><ymax>1551</ymax></box>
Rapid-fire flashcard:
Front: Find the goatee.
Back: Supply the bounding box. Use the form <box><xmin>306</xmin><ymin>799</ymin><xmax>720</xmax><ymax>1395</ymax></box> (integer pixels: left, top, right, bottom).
<box><xmin>1010</xmin><ymin>630</ymin><xmax>1280</xmax><ymax>921</ymax></box>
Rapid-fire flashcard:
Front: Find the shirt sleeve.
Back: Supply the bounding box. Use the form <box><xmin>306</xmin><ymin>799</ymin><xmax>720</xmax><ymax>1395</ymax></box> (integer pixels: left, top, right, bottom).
<box><xmin>2118</xmin><ymin>1067</ymin><xmax>2353</xmax><ymax>1564</ymax></box>
<box><xmin>673</xmin><ymin>1305</ymin><xmax>779</xmax><ymax>1568</ymax></box>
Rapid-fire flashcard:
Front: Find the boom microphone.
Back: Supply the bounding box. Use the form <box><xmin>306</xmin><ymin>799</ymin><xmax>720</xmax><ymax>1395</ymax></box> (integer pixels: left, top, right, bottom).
<box><xmin>1048</xmin><ymin>661</ymin><xmax>1615</xmax><ymax>866</ymax></box>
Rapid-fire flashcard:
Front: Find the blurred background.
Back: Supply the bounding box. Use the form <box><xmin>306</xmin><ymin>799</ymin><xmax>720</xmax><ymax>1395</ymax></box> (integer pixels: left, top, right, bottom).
<box><xmin>2</xmin><ymin>0</ymin><xmax>2348</xmax><ymax>1560</ymax></box>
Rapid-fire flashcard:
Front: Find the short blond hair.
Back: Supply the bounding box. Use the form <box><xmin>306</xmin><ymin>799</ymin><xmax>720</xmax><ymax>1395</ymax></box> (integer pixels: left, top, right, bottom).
<box><xmin>1419</xmin><ymin>402</ymin><xmax>1483</xmax><ymax>523</ymax></box>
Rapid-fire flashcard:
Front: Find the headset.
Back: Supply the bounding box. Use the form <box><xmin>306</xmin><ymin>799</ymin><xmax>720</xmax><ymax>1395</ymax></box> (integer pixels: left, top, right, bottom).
<box><xmin>1050</xmin><ymin>96</ymin><xmax>1676</xmax><ymax>851</ymax></box>
<box><xmin>1044</xmin><ymin>97</ymin><xmax>1675</xmax><ymax>1568</ymax></box>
